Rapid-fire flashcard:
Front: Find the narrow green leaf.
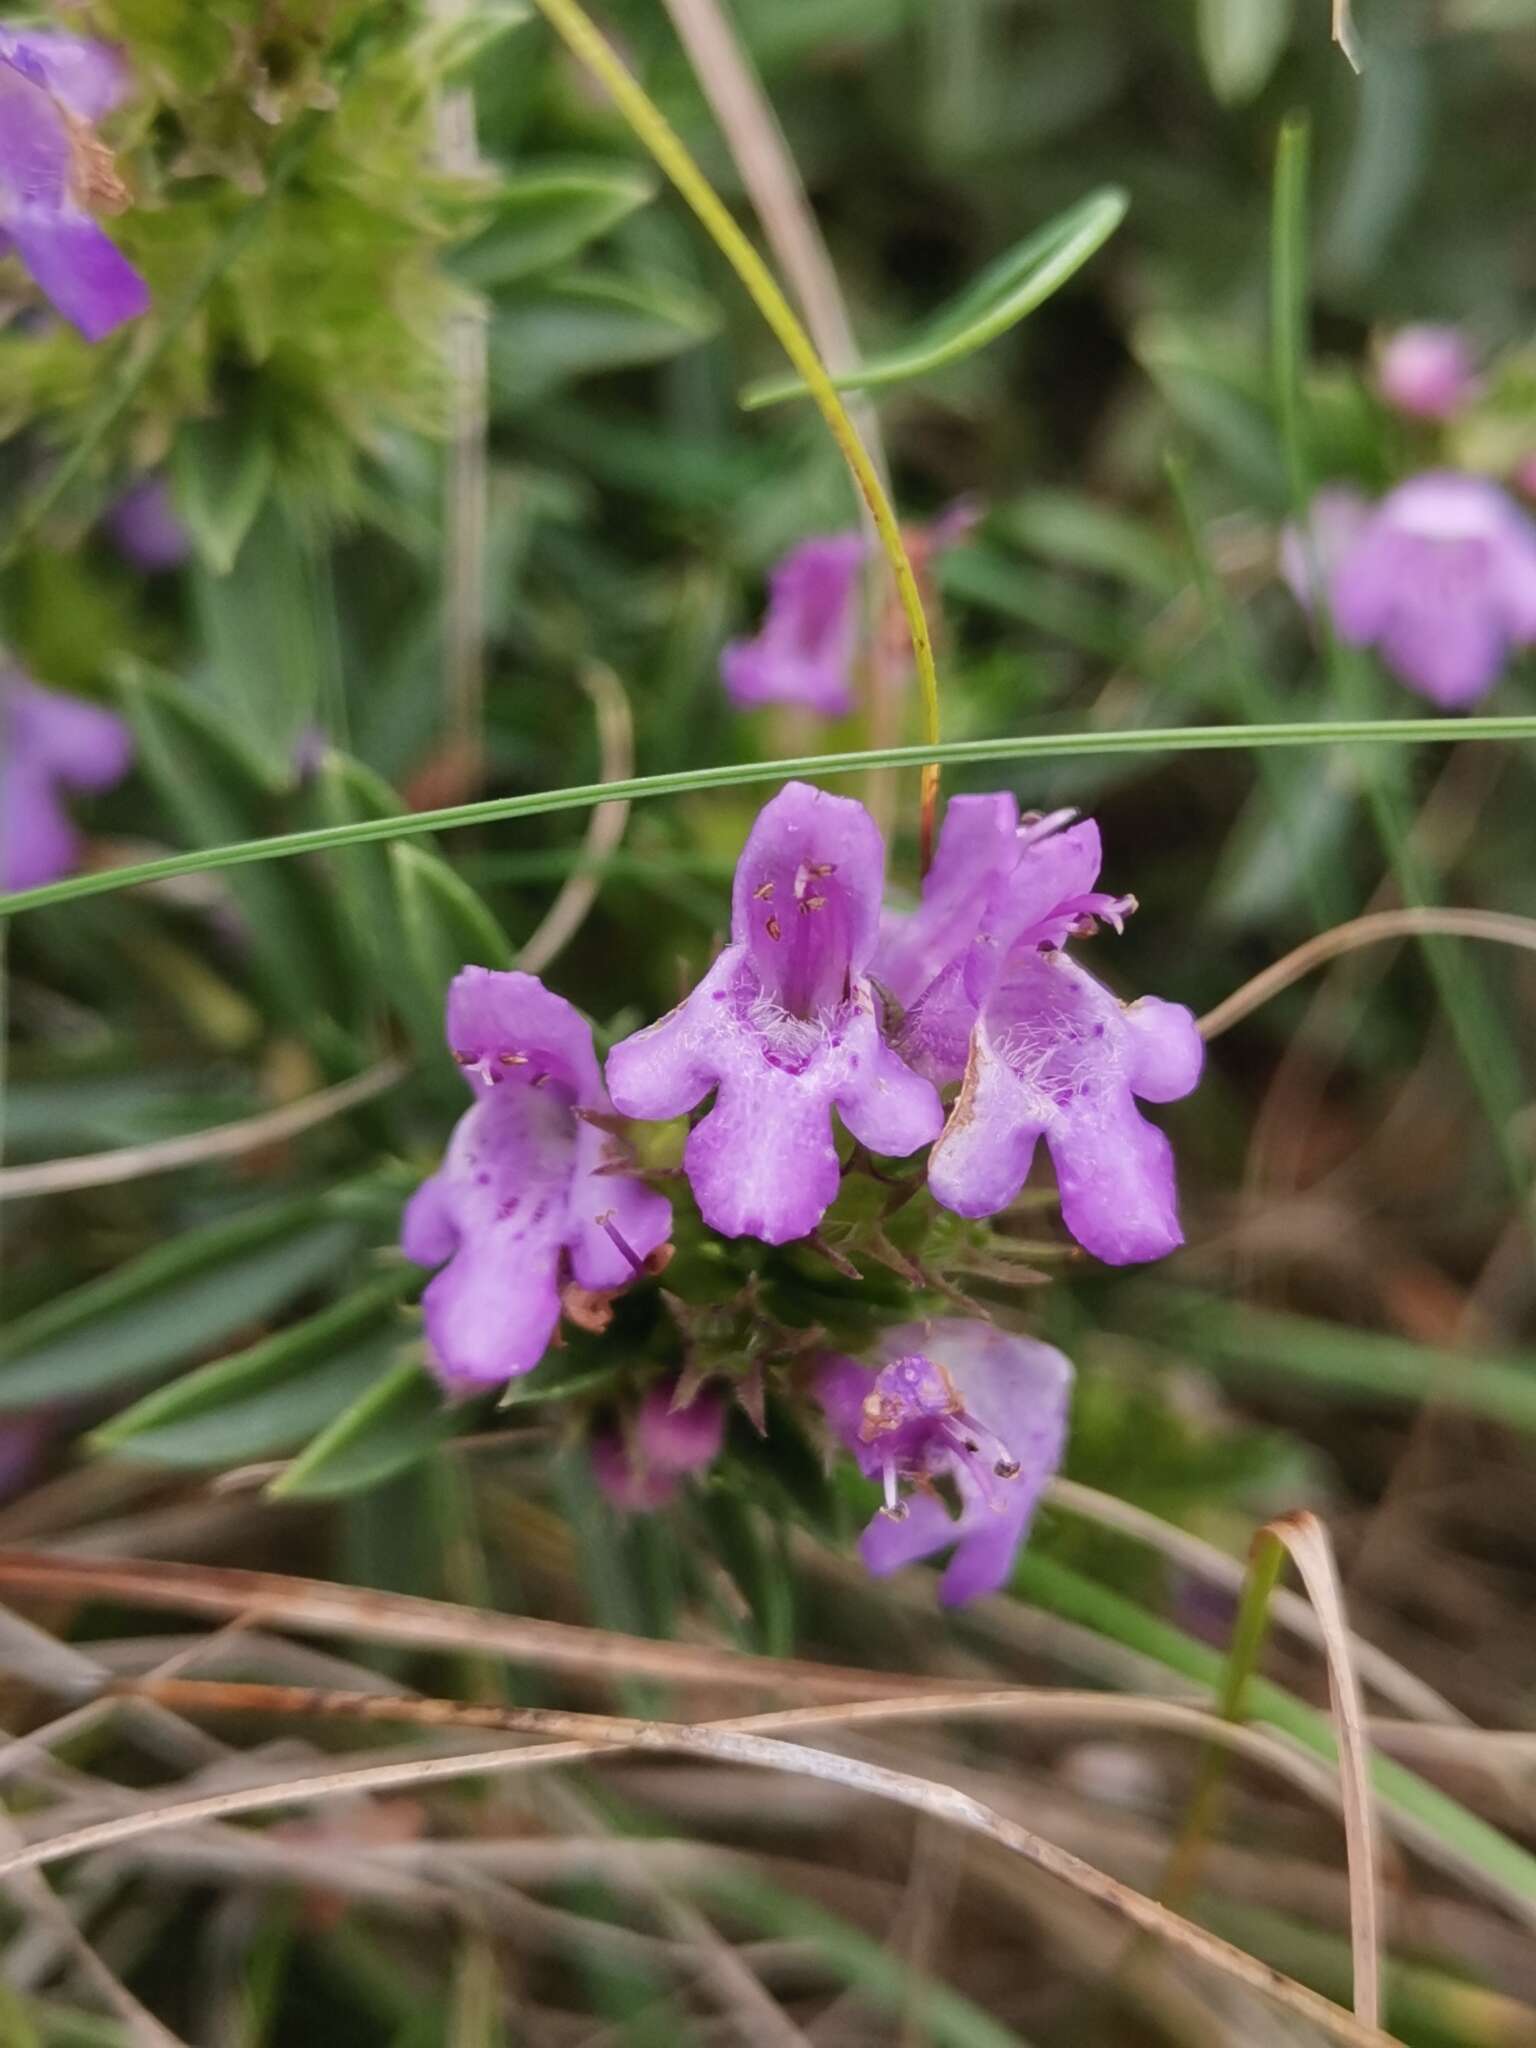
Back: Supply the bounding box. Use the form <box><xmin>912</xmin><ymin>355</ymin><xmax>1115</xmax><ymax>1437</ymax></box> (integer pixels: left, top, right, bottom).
<box><xmin>458</xmin><ymin>162</ymin><xmax>656</xmax><ymax>287</ymax></box>
<box><xmin>172</xmin><ymin>412</ymin><xmax>275</xmax><ymax>576</ymax></box>
<box><xmin>96</xmin><ymin>1270</ymin><xmax>416</xmax><ymax>1465</ymax></box>
<box><xmin>1198</xmin><ymin>0</ymin><xmax>1294</xmax><ymax>105</ymax></box>
<box><xmin>115</xmin><ymin>664</ymin><xmax>350</xmax><ymax>1034</ymax></box>
<box><xmin>270</xmin><ymin>1353</ymin><xmax>452</xmax><ymax>1498</ymax></box>
<box><xmin>7</xmin><ymin>717</ymin><xmax>1536</xmax><ymax>919</ymax></box>
<box><xmin>490</xmin><ymin>271</ymin><xmax>720</xmax><ymax>409</ymax></box>
<box><xmin>0</xmin><ymin>1201</ymin><xmax>359</xmax><ymax>1407</ymax></box>
<box><xmin>1139</xmin><ymin>1290</ymin><xmax>1536</xmax><ymax>1431</ymax></box>
<box><xmin>392</xmin><ymin>842</ymin><xmax>516</xmax><ymax>1014</ymax></box>
<box><xmin>741</xmin><ymin>188</ymin><xmax>1127</xmax><ymax>409</ymax></box>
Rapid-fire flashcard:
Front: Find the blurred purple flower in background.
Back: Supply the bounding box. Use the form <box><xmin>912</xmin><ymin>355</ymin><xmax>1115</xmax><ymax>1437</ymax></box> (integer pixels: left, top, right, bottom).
<box><xmin>605</xmin><ymin>782</ymin><xmax>943</xmax><ymax>1244</ymax></box>
<box><xmin>590</xmin><ymin>1381</ymin><xmax>726</xmax><ymax>1511</ymax></box>
<box><xmin>817</xmin><ymin>1319</ymin><xmax>1072</xmax><ymax>1605</ymax></box>
<box><xmin>721</xmin><ymin>534</ymin><xmax>866</xmax><ymax>716</ymax></box>
<box><xmin>1376</xmin><ymin>325</ymin><xmax>1479</xmax><ymax>422</ymax></box>
<box><xmin>876</xmin><ymin>795</ymin><xmax>1202</xmax><ymax>1264</ymax></box>
<box><xmin>721</xmin><ymin>505</ymin><xmax>979</xmax><ymax>717</ymax></box>
<box><xmin>107</xmin><ymin>476</ymin><xmax>189</xmax><ymax>572</ymax></box>
<box><xmin>1278</xmin><ymin>484</ymin><xmax>1370</xmax><ymax>615</ymax></box>
<box><xmin>2</xmin><ymin>670</ymin><xmax>133</xmax><ymax>891</ymax></box>
<box><xmin>0</xmin><ymin>27</ymin><xmax>149</xmax><ymax>341</ymax></box>
<box><xmin>402</xmin><ymin>969</ymin><xmax>671</xmax><ymax>1391</ymax></box>
<box><xmin>1332</xmin><ymin>471</ymin><xmax>1536</xmax><ymax>707</ymax></box>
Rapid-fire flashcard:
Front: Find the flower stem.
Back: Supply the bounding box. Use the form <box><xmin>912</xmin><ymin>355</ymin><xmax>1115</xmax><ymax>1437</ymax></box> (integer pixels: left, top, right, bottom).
<box><xmin>523</xmin><ymin>0</ymin><xmax>942</xmax><ymax>863</ymax></box>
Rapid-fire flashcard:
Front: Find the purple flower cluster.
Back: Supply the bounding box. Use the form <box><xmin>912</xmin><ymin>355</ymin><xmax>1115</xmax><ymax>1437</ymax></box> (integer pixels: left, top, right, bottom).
<box><xmin>1286</xmin><ymin>473</ymin><xmax>1536</xmax><ymax>708</ymax></box>
<box><xmin>405</xmin><ymin>784</ymin><xmax>1199</xmax><ymax>1389</ymax></box>
<box><xmin>0</xmin><ymin>27</ymin><xmax>148</xmax><ymax>341</ymax></box>
<box><xmin>2</xmin><ymin>670</ymin><xmax>134</xmax><ymax>892</ymax></box>
<box><xmin>817</xmin><ymin>1320</ymin><xmax>1072</xmax><ymax>1605</ymax></box>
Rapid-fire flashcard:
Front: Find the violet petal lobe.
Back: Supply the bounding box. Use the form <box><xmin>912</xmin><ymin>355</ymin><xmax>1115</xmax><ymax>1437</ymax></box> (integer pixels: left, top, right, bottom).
<box><xmin>0</xmin><ymin>38</ymin><xmax>148</xmax><ymax>341</ymax></box>
<box><xmin>606</xmin><ymin>782</ymin><xmax>942</xmax><ymax>1243</ymax></box>
<box><xmin>403</xmin><ymin>968</ymin><xmax>670</xmax><ymax>1391</ymax></box>
<box><xmin>0</xmin><ymin>30</ymin><xmax>130</xmax><ymax>120</ymax></box>
<box><xmin>816</xmin><ymin>1319</ymin><xmax>1073</xmax><ymax>1607</ymax></box>
<box><xmin>926</xmin><ymin>950</ymin><xmax>1203</xmax><ymax>1265</ymax></box>
<box><xmin>1279</xmin><ymin>485</ymin><xmax>1371</xmax><ymax>616</ymax></box>
<box><xmin>720</xmin><ymin>535</ymin><xmax>865</xmax><ymax>716</ymax></box>
<box><xmin>1330</xmin><ymin>471</ymin><xmax>1536</xmax><ymax>708</ymax></box>
<box><xmin>2</xmin><ymin>672</ymin><xmax>133</xmax><ymax>892</ymax></box>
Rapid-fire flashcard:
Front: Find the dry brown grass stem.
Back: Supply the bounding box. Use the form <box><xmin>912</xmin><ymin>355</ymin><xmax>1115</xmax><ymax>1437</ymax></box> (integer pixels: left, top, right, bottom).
<box><xmin>0</xmin><ymin>1676</ymin><xmax>1394</xmax><ymax>2048</ymax></box>
<box><xmin>515</xmin><ymin>663</ymin><xmax>634</xmax><ymax>977</ymax></box>
<box><xmin>0</xmin><ymin>1059</ymin><xmax>405</xmax><ymax>1201</ymax></box>
<box><xmin>1258</xmin><ymin>1515</ymin><xmax>1384</xmax><ymax>2032</ymax></box>
<box><xmin>1199</xmin><ymin>905</ymin><xmax>1536</xmax><ymax>1041</ymax></box>
<box><xmin>1047</xmin><ymin>1478</ymin><xmax>1465</xmax><ymax>1726</ymax></box>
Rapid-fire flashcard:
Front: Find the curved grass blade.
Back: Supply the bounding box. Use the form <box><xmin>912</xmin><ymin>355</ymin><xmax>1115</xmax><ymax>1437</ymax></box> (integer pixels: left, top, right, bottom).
<box><xmin>4</xmin><ymin>714</ymin><xmax>1536</xmax><ymax>920</ymax></box>
<box><xmin>740</xmin><ymin>187</ymin><xmax>1128</xmax><ymax>410</ymax></box>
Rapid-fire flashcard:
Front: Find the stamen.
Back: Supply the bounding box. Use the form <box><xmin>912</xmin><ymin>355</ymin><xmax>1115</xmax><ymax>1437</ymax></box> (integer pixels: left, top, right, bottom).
<box><xmin>808</xmin><ymin>862</ymin><xmax>837</xmax><ymax>877</ymax></box>
<box><xmin>765</xmin><ymin>913</ymin><xmax>782</xmax><ymax>941</ymax></box>
<box><xmin>879</xmin><ymin>1454</ymin><xmax>908</xmax><ymax>1521</ymax></box>
<box><xmin>597</xmin><ymin>1212</ymin><xmax>648</xmax><ymax>1278</ymax></box>
<box><xmin>753</xmin><ymin>880</ymin><xmax>775</xmax><ymax>900</ymax></box>
<box><xmin>499</xmin><ymin>1051</ymin><xmax>529</xmax><ymax>1066</ymax></box>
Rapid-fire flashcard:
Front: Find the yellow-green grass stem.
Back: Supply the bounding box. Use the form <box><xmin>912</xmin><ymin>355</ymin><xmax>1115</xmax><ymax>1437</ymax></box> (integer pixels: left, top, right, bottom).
<box><xmin>525</xmin><ymin>0</ymin><xmax>943</xmax><ymax>863</ymax></box>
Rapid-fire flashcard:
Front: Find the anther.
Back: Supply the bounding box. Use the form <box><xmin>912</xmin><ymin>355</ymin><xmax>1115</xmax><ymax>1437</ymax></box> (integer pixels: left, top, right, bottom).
<box><xmin>499</xmin><ymin>1051</ymin><xmax>529</xmax><ymax>1066</ymax></box>
<box><xmin>765</xmin><ymin>913</ymin><xmax>782</xmax><ymax>941</ymax></box>
<box><xmin>753</xmin><ymin>880</ymin><xmax>775</xmax><ymax>900</ymax></box>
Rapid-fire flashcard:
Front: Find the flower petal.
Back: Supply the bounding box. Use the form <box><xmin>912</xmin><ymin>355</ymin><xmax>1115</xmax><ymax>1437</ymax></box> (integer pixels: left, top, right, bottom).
<box><xmin>721</xmin><ymin>535</ymin><xmax>864</xmax><ymax>716</ymax></box>
<box><xmin>445</xmin><ymin>966</ymin><xmax>604</xmax><ymax>1103</ymax></box>
<box><xmin>731</xmin><ymin>779</ymin><xmax>886</xmax><ymax>1000</ymax></box>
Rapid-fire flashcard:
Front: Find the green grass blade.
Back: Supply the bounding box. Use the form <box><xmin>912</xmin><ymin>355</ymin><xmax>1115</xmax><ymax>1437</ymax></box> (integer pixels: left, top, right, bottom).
<box><xmin>5</xmin><ymin>715</ymin><xmax>1535</xmax><ymax>918</ymax></box>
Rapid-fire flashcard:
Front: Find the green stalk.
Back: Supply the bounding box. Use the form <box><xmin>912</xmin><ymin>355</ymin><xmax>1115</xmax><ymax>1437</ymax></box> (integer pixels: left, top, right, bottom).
<box><xmin>1161</xmin><ymin>1529</ymin><xmax>1286</xmax><ymax>1909</ymax></box>
<box><xmin>5</xmin><ymin>715</ymin><xmax>1536</xmax><ymax>918</ymax></box>
<box><xmin>524</xmin><ymin>0</ymin><xmax>943</xmax><ymax>857</ymax></box>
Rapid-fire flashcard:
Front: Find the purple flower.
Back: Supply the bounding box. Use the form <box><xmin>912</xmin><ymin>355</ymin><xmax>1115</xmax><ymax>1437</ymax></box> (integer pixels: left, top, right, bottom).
<box><xmin>605</xmin><ymin>782</ymin><xmax>943</xmax><ymax>1244</ymax></box>
<box><xmin>874</xmin><ymin>795</ymin><xmax>1202</xmax><ymax>1265</ymax></box>
<box><xmin>402</xmin><ymin>968</ymin><xmax>672</xmax><ymax>1392</ymax></box>
<box><xmin>721</xmin><ymin>534</ymin><xmax>866</xmax><ymax>717</ymax></box>
<box><xmin>589</xmin><ymin>1381</ymin><xmax>725</xmax><ymax>1511</ymax></box>
<box><xmin>1279</xmin><ymin>484</ymin><xmax>1370</xmax><ymax>615</ymax></box>
<box><xmin>816</xmin><ymin>1318</ymin><xmax>1072</xmax><ymax>1606</ymax></box>
<box><xmin>107</xmin><ymin>476</ymin><xmax>189</xmax><ymax>572</ymax></box>
<box><xmin>1376</xmin><ymin>326</ymin><xmax>1479</xmax><ymax>422</ymax></box>
<box><xmin>0</xmin><ymin>28</ymin><xmax>148</xmax><ymax>342</ymax></box>
<box><xmin>2</xmin><ymin>670</ymin><xmax>133</xmax><ymax>892</ymax></box>
<box><xmin>1331</xmin><ymin>472</ymin><xmax>1536</xmax><ymax>708</ymax></box>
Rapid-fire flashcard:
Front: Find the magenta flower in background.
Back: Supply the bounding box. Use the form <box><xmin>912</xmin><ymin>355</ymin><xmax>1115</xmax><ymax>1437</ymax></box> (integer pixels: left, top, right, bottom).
<box><xmin>2</xmin><ymin>670</ymin><xmax>133</xmax><ymax>892</ymax></box>
<box><xmin>107</xmin><ymin>476</ymin><xmax>189</xmax><ymax>572</ymax></box>
<box><xmin>875</xmin><ymin>795</ymin><xmax>1202</xmax><ymax>1265</ymax></box>
<box><xmin>1331</xmin><ymin>472</ymin><xmax>1536</xmax><ymax>707</ymax></box>
<box><xmin>816</xmin><ymin>1319</ymin><xmax>1072</xmax><ymax>1606</ymax></box>
<box><xmin>1279</xmin><ymin>484</ymin><xmax>1370</xmax><ymax>615</ymax></box>
<box><xmin>721</xmin><ymin>534</ymin><xmax>866</xmax><ymax>716</ymax></box>
<box><xmin>402</xmin><ymin>968</ymin><xmax>671</xmax><ymax>1392</ymax></box>
<box><xmin>605</xmin><ymin>782</ymin><xmax>943</xmax><ymax>1244</ymax></box>
<box><xmin>589</xmin><ymin>1381</ymin><xmax>726</xmax><ymax>1512</ymax></box>
<box><xmin>0</xmin><ymin>28</ymin><xmax>149</xmax><ymax>341</ymax></box>
<box><xmin>1376</xmin><ymin>325</ymin><xmax>1479</xmax><ymax>422</ymax></box>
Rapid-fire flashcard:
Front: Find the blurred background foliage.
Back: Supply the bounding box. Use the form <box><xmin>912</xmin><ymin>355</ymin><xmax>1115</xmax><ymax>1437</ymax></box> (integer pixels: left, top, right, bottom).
<box><xmin>4</xmin><ymin>0</ymin><xmax>1536</xmax><ymax>2040</ymax></box>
